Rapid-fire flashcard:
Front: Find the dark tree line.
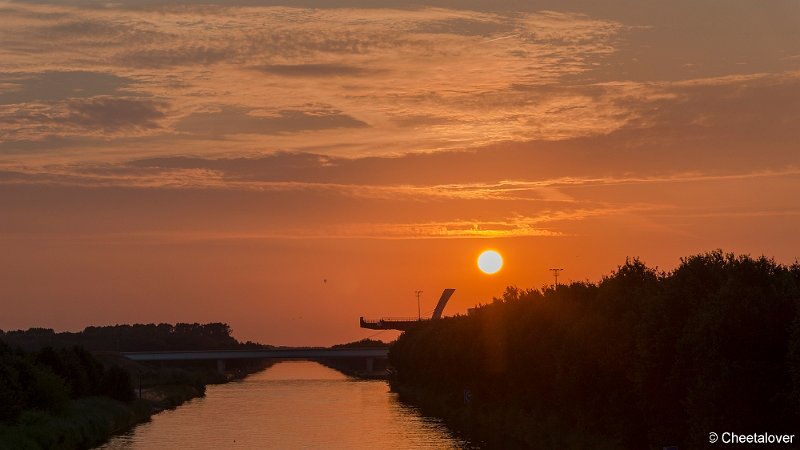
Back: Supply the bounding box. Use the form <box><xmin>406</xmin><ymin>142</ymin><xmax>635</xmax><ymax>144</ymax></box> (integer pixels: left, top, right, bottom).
<box><xmin>332</xmin><ymin>338</ymin><xmax>389</xmax><ymax>349</ymax></box>
<box><xmin>390</xmin><ymin>251</ymin><xmax>800</xmax><ymax>449</ymax></box>
<box><xmin>0</xmin><ymin>322</ymin><xmax>266</xmax><ymax>352</ymax></box>
<box><xmin>0</xmin><ymin>343</ymin><xmax>134</xmax><ymax>424</ymax></box>
<box><xmin>0</xmin><ymin>322</ymin><xmax>266</xmax><ymax>425</ymax></box>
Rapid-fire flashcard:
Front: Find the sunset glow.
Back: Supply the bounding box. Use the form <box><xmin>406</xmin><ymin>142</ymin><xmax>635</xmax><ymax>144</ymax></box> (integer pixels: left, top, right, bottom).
<box><xmin>1</xmin><ymin>0</ymin><xmax>799</xmax><ymax>346</ymax></box>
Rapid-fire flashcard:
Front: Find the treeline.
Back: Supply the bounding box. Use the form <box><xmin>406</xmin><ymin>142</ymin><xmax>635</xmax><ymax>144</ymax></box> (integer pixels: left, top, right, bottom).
<box><xmin>332</xmin><ymin>338</ymin><xmax>389</xmax><ymax>349</ymax></box>
<box><xmin>0</xmin><ymin>342</ymin><xmax>134</xmax><ymax>424</ymax></box>
<box><xmin>322</xmin><ymin>338</ymin><xmax>391</xmax><ymax>378</ymax></box>
<box><xmin>0</xmin><ymin>341</ymin><xmax>146</xmax><ymax>449</ymax></box>
<box><xmin>0</xmin><ymin>322</ymin><xmax>267</xmax><ymax>352</ymax></box>
<box><xmin>390</xmin><ymin>251</ymin><xmax>800</xmax><ymax>449</ymax></box>
<box><xmin>0</xmin><ymin>322</ymin><xmax>267</xmax><ymax>448</ymax></box>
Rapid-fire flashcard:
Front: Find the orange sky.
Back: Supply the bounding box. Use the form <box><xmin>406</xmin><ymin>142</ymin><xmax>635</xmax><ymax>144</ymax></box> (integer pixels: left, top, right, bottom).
<box><xmin>1</xmin><ymin>0</ymin><xmax>799</xmax><ymax>345</ymax></box>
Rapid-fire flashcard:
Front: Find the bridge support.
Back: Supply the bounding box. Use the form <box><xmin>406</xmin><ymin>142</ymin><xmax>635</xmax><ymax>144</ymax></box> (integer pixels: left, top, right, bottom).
<box><xmin>216</xmin><ymin>359</ymin><xmax>226</xmax><ymax>374</ymax></box>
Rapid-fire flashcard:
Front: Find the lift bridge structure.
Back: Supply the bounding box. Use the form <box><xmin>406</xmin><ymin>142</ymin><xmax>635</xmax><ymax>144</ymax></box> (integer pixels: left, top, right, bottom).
<box><xmin>359</xmin><ymin>288</ymin><xmax>455</xmax><ymax>331</ymax></box>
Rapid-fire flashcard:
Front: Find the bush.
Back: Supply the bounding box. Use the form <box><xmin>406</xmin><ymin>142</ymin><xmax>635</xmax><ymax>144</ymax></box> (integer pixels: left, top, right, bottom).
<box><xmin>100</xmin><ymin>366</ymin><xmax>135</xmax><ymax>403</ymax></box>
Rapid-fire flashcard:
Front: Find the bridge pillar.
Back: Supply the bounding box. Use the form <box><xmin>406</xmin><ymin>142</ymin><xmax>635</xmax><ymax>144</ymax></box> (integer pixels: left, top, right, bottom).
<box><xmin>216</xmin><ymin>359</ymin><xmax>226</xmax><ymax>374</ymax></box>
<box><xmin>366</xmin><ymin>357</ymin><xmax>374</xmax><ymax>373</ymax></box>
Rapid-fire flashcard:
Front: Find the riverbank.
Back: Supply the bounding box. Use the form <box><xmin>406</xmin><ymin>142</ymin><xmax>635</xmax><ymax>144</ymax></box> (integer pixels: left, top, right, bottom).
<box><xmin>390</xmin><ymin>383</ymin><xmax>619</xmax><ymax>450</ymax></box>
<box><xmin>0</xmin><ymin>357</ymin><xmax>270</xmax><ymax>450</ymax></box>
<box><xmin>0</xmin><ymin>397</ymin><xmax>151</xmax><ymax>450</ymax></box>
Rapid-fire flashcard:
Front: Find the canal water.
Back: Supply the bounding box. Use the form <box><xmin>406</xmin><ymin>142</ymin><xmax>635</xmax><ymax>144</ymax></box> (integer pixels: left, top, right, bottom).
<box><xmin>97</xmin><ymin>361</ymin><xmax>471</xmax><ymax>449</ymax></box>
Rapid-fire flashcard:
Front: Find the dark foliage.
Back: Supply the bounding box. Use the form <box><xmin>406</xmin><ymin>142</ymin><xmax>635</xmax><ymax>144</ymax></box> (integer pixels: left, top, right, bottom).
<box><xmin>390</xmin><ymin>251</ymin><xmax>800</xmax><ymax>449</ymax></box>
<box><xmin>332</xmin><ymin>338</ymin><xmax>390</xmax><ymax>348</ymax></box>
<box><xmin>0</xmin><ymin>321</ymin><xmax>274</xmax><ymax>426</ymax></box>
<box><xmin>0</xmin><ymin>322</ymin><xmax>266</xmax><ymax>352</ymax></box>
<box><xmin>35</xmin><ymin>347</ymin><xmax>104</xmax><ymax>399</ymax></box>
<box><xmin>0</xmin><ymin>343</ymin><xmax>71</xmax><ymax>423</ymax></box>
<box><xmin>99</xmin><ymin>366</ymin><xmax>135</xmax><ymax>403</ymax></box>
<box><xmin>0</xmin><ymin>343</ymin><xmax>136</xmax><ymax>424</ymax></box>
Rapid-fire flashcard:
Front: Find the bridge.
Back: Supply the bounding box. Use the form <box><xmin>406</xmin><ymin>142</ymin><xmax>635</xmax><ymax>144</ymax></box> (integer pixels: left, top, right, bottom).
<box><xmin>360</xmin><ymin>288</ymin><xmax>455</xmax><ymax>331</ymax></box>
<box><xmin>121</xmin><ymin>348</ymin><xmax>389</xmax><ymax>375</ymax></box>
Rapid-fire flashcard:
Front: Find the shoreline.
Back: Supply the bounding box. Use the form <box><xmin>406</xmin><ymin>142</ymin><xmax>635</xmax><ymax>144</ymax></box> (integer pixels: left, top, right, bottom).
<box><xmin>0</xmin><ymin>363</ymin><xmax>269</xmax><ymax>450</ymax></box>
<box><xmin>389</xmin><ymin>381</ymin><xmax>620</xmax><ymax>450</ymax></box>
<box><xmin>93</xmin><ymin>362</ymin><xmax>271</xmax><ymax>447</ymax></box>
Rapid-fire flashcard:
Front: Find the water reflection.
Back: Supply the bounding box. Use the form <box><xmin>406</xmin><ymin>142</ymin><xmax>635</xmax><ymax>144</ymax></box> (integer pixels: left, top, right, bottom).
<box><xmin>98</xmin><ymin>361</ymin><xmax>469</xmax><ymax>449</ymax></box>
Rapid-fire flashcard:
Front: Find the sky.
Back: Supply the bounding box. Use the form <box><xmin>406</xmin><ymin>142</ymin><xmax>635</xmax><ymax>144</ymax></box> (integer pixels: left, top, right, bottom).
<box><xmin>1</xmin><ymin>0</ymin><xmax>799</xmax><ymax>346</ymax></box>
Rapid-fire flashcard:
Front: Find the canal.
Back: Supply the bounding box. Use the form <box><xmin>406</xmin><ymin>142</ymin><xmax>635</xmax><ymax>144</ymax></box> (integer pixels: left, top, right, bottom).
<box><xmin>97</xmin><ymin>361</ymin><xmax>471</xmax><ymax>449</ymax></box>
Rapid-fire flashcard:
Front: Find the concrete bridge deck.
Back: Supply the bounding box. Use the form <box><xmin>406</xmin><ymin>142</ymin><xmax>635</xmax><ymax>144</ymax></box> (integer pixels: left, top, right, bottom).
<box><xmin>121</xmin><ymin>348</ymin><xmax>390</xmax><ymax>374</ymax></box>
<box><xmin>121</xmin><ymin>348</ymin><xmax>389</xmax><ymax>361</ymax></box>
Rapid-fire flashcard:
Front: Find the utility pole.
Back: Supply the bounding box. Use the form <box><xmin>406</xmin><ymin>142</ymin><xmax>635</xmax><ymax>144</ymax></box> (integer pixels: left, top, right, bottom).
<box><xmin>549</xmin><ymin>268</ymin><xmax>564</xmax><ymax>288</ymax></box>
<box><xmin>415</xmin><ymin>290</ymin><xmax>423</xmax><ymax>320</ymax></box>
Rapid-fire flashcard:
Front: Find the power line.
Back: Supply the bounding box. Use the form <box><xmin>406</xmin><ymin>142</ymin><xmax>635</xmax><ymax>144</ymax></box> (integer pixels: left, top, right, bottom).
<box><xmin>549</xmin><ymin>268</ymin><xmax>564</xmax><ymax>288</ymax></box>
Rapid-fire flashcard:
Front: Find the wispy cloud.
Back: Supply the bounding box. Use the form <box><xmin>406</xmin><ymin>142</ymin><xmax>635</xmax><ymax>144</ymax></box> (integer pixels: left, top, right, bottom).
<box><xmin>2</xmin><ymin>152</ymin><xmax>799</xmax><ymax>196</ymax></box>
<box><xmin>3</xmin><ymin>1</ymin><xmax>798</xmax><ymax>171</ymax></box>
<box><xmin>0</xmin><ymin>213</ymin><xmax>592</xmax><ymax>241</ymax></box>
<box><xmin>0</xmin><ymin>96</ymin><xmax>167</xmax><ymax>141</ymax></box>
<box><xmin>1</xmin><ymin>1</ymin><xmax>798</xmax><ymax>244</ymax></box>
<box><xmin>0</xmin><ymin>2</ymin><xmax>631</xmax><ymax>157</ymax></box>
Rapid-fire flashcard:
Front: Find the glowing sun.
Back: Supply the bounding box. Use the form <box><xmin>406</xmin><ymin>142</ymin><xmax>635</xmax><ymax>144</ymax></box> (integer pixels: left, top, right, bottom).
<box><xmin>477</xmin><ymin>250</ymin><xmax>503</xmax><ymax>274</ymax></box>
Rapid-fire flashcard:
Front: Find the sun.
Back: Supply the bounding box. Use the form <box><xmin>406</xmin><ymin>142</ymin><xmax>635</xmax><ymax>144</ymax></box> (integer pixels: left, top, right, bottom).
<box><xmin>477</xmin><ymin>250</ymin><xmax>503</xmax><ymax>274</ymax></box>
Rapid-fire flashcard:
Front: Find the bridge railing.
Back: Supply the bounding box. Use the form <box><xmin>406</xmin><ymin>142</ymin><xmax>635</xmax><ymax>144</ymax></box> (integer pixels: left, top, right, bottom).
<box><xmin>360</xmin><ymin>317</ymin><xmax>421</xmax><ymax>324</ymax></box>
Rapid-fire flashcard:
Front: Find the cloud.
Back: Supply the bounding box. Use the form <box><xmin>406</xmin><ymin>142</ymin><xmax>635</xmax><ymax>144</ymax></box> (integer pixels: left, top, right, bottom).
<box><xmin>3</xmin><ymin>148</ymin><xmax>798</xmax><ymax>210</ymax></box>
<box><xmin>413</xmin><ymin>15</ymin><xmax>516</xmax><ymax>36</ymax></box>
<box><xmin>0</xmin><ymin>71</ymin><xmax>131</xmax><ymax>105</ymax></box>
<box><xmin>255</xmin><ymin>63</ymin><xmax>376</xmax><ymax>77</ymax></box>
<box><xmin>1</xmin><ymin>1</ymin><xmax>798</xmax><ymax>201</ymax></box>
<box><xmin>0</xmin><ymin>3</ymin><xmax>632</xmax><ymax>155</ymax></box>
<box><xmin>176</xmin><ymin>107</ymin><xmax>368</xmax><ymax>137</ymax></box>
<box><xmin>0</xmin><ymin>96</ymin><xmax>167</xmax><ymax>141</ymax></box>
<box><xmin>311</xmin><ymin>216</ymin><xmax>568</xmax><ymax>239</ymax></box>
<box><xmin>66</xmin><ymin>96</ymin><xmax>165</xmax><ymax>130</ymax></box>
<box><xmin>119</xmin><ymin>45</ymin><xmax>232</xmax><ymax>68</ymax></box>
<box><xmin>0</xmin><ymin>147</ymin><xmax>795</xmax><ymax>244</ymax></box>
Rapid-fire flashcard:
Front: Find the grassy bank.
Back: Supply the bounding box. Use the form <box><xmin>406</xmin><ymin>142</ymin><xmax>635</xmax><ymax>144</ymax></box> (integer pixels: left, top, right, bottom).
<box><xmin>0</xmin><ymin>365</ymin><xmax>207</xmax><ymax>450</ymax></box>
<box><xmin>0</xmin><ymin>397</ymin><xmax>150</xmax><ymax>450</ymax></box>
<box><xmin>0</xmin><ymin>351</ymin><xmax>269</xmax><ymax>449</ymax></box>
